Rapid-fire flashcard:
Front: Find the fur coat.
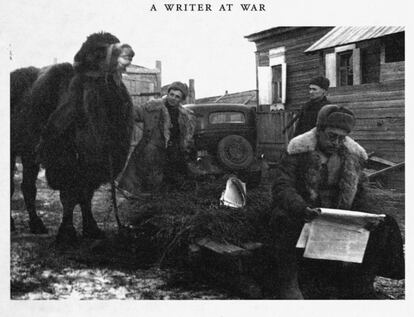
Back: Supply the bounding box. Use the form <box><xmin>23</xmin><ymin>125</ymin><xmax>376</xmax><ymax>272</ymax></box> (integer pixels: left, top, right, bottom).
<box><xmin>116</xmin><ymin>97</ymin><xmax>196</xmax><ymax>194</ymax></box>
<box><xmin>132</xmin><ymin>96</ymin><xmax>196</xmax><ymax>152</ymax></box>
<box><xmin>270</xmin><ymin>128</ymin><xmax>404</xmax><ymax>282</ymax></box>
<box><xmin>272</xmin><ymin>128</ymin><xmax>368</xmax><ymax>220</ymax></box>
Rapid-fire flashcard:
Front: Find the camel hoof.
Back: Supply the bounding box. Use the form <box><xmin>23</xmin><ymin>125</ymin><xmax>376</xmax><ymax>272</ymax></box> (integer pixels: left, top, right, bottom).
<box><xmin>29</xmin><ymin>216</ymin><xmax>48</xmax><ymax>234</ymax></box>
<box><xmin>83</xmin><ymin>226</ymin><xmax>106</xmax><ymax>240</ymax></box>
<box><xmin>56</xmin><ymin>224</ymin><xmax>79</xmax><ymax>247</ymax></box>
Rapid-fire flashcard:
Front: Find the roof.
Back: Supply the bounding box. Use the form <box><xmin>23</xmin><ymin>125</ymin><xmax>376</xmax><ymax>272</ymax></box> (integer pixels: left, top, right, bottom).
<box><xmin>305</xmin><ymin>26</ymin><xmax>405</xmax><ymax>53</ymax></box>
<box><xmin>196</xmin><ymin>90</ymin><xmax>257</xmax><ymax>106</ymax></box>
<box><xmin>244</xmin><ymin>27</ymin><xmax>305</xmax><ymax>42</ymax></box>
<box><xmin>185</xmin><ymin>103</ymin><xmax>252</xmax><ymax>113</ymax></box>
<box><xmin>125</xmin><ymin>64</ymin><xmax>160</xmax><ymax>74</ymax></box>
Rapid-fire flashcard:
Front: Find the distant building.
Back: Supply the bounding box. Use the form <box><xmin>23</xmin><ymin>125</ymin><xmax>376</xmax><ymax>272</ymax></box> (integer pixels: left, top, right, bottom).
<box><xmin>196</xmin><ymin>90</ymin><xmax>257</xmax><ymax>106</ymax></box>
<box><xmin>245</xmin><ymin>26</ymin><xmax>405</xmax><ymax>163</ymax></box>
<box><xmin>122</xmin><ymin>62</ymin><xmax>162</xmax><ymax>106</ymax></box>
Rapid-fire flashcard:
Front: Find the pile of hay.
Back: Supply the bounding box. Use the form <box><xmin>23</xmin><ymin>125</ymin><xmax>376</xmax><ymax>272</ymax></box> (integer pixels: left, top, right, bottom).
<box><xmin>118</xmin><ymin>178</ymin><xmax>272</xmax><ymax>264</ymax></box>
<box><xmin>116</xmin><ymin>178</ymin><xmax>404</xmax><ymax>266</ymax></box>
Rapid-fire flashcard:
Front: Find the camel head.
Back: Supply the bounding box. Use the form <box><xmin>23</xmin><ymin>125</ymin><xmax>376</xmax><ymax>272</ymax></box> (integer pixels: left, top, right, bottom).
<box><xmin>73</xmin><ymin>31</ymin><xmax>122</xmax><ymax>74</ymax></box>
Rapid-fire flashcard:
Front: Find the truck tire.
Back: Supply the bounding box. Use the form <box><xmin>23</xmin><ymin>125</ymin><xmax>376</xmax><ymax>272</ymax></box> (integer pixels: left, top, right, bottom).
<box><xmin>217</xmin><ymin>135</ymin><xmax>254</xmax><ymax>170</ymax></box>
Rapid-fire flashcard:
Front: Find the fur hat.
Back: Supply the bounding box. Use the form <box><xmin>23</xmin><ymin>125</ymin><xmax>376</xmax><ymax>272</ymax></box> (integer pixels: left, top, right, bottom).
<box><xmin>309</xmin><ymin>76</ymin><xmax>330</xmax><ymax>90</ymax></box>
<box><xmin>168</xmin><ymin>81</ymin><xmax>188</xmax><ymax>99</ymax></box>
<box><xmin>316</xmin><ymin>104</ymin><xmax>355</xmax><ymax>134</ymax></box>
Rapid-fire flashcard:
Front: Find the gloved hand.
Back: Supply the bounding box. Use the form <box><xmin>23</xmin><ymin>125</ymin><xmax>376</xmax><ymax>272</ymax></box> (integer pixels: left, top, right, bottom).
<box><xmin>303</xmin><ymin>207</ymin><xmax>321</xmax><ymax>222</ymax></box>
<box><xmin>364</xmin><ymin>218</ymin><xmax>384</xmax><ymax>231</ymax></box>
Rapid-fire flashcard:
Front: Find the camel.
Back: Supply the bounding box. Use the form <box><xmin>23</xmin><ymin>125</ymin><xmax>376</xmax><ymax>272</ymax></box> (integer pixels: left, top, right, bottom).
<box><xmin>11</xmin><ymin>32</ymin><xmax>133</xmax><ymax>245</ymax></box>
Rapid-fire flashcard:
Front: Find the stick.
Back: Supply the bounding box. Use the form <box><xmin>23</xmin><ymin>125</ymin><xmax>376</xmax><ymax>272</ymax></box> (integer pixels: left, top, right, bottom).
<box><xmin>367</xmin><ymin>162</ymin><xmax>405</xmax><ymax>180</ymax></box>
<box><xmin>108</xmin><ymin>155</ymin><xmax>123</xmax><ymax>230</ymax></box>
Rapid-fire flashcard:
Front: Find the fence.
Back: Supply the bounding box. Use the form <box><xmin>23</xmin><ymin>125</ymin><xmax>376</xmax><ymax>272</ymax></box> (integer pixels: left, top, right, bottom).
<box><xmin>256</xmin><ymin>107</ymin><xmax>297</xmax><ymax>162</ymax></box>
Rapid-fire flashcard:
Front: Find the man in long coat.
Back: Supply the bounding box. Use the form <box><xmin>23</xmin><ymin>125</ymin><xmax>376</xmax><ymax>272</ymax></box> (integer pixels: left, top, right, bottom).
<box><xmin>293</xmin><ymin>76</ymin><xmax>330</xmax><ymax>137</ymax></box>
<box><xmin>270</xmin><ymin>104</ymin><xmax>404</xmax><ymax>299</ymax></box>
<box><xmin>117</xmin><ymin>81</ymin><xmax>196</xmax><ymax>195</ymax></box>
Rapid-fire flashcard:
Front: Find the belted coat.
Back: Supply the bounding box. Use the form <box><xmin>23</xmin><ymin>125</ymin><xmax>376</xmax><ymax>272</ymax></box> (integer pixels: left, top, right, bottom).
<box><xmin>117</xmin><ymin>96</ymin><xmax>196</xmax><ymax>194</ymax></box>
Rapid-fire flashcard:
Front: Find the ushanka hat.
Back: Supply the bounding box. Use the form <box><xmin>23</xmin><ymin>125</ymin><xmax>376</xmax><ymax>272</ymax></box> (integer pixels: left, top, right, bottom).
<box><xmin>168</xmin><ymin>81</ymin><xmax>188</xmax><ymax>99</ymax></box>
<box><xmin>309</xmin><ymin>76</ymin><xmax>330</xmax><ymax>90</ymax></box>
<box><xmin>316</xmin><ymin>104</ymin><xmax>355</xmax><ymax>134</ymax></box>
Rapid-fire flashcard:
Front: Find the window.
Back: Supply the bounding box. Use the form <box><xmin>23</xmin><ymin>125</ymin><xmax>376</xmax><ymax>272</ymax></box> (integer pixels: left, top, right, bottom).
<box><xmin>209</xmin><ymin>112</ymin><xmax>245</xmax><ymax>124</ymax></box>
<box><xmin>384</xmin><ymin>33</ymin><xmax>405</xmax><ymax>63</ymax></box>
<box><xmin>258</xmin><ymin>46</ymin><xmax>286</xmax><ymax>106</ymax></box>
<box><xmin>337</xmin><ymin>51</ymin><xmax>353</xmax><ymax>86</ymax></box>
<box><xmin>272</xmin><ymin>65</ymin><xmax>282</xmax><ymax>104</ymax></box>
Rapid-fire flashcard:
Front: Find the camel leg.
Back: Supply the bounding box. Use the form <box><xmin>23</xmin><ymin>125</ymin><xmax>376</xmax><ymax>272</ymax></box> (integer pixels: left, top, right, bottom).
<box><xmin>21</xmin><ymin>153</ymin><xmax>47</xmax><ymax>234</ymax></box>
<box><xmin>10</xmin><ymin>153</ymin><xmax>16</xmax><ymax>231</ymax></box>
<box><xmin>80</xmin><ymin>187</ymin><xmax>105</xmax><ymax>239</ymax></box>
<box><xmin>56</xmin><ymin>189</ymin><xmax>78</xmax><ymax>246</ymax></box>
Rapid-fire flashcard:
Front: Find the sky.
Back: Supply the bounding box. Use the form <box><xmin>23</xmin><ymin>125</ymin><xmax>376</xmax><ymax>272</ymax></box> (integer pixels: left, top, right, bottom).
<box><xmin>1</xmin><ymin>0</ymin><xmax>280</xmax><ymax>98</ymax></box>
<box><xmin>1</xmin><ymin>0</ymin><xmax>408</xmax><ymax>98</ymax></box>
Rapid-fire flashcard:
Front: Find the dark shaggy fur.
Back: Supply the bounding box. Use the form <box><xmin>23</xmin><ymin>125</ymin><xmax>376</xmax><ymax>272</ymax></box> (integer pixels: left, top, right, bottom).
<box><xmin>11</xmin><ymin>67</ymin><xmax>40</xmax><ymax>155</ymax></box>
<box><xmin>10</xmin><ymin>32</ymin><xmax>132</xmax><ymax>241</ymax></box>
<box><xmin>42</xmin><ymin>73</ymin><xmax>133</xmax><ymax>190</ymax></box>
<box><xmin>11</xmin><ymin>66</ymin><xmax>47</xmax><ymax>233</ymax></box>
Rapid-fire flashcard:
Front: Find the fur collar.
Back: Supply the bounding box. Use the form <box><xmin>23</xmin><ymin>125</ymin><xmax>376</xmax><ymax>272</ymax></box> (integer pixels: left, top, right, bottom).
<box><xmin>144</xmin><ymin>97</ymin><xmax>194</xmax><ymax>116</ymax></box>
<box><xmin>287</xmin><ymin>128</ymin><xmax>367</xmax><ymax>161</ymax></box>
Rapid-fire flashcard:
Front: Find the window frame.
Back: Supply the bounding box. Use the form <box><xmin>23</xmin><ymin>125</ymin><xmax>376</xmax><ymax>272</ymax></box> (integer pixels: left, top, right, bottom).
<box><xmin>208</xmin><ymin>111</ymin><xmax>246</xmax><ymax>125</ymax></box>
<box><xmin>336</xmin><ymin>50</ymin><xmax>354</xmax><ymax>87</ymax></box>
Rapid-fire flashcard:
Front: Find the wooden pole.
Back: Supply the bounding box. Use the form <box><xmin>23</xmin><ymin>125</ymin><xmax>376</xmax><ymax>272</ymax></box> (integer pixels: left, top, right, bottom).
<box><xmin>367</xmin><ymin>162</ymin><xmax>405</xmax><ymax>180</ymax></box>
<box><xmin>188</xmin><ymin>79</ymin><xmax>195</xmax><ymax>104</ymax></box>
<box><xmin>155</xmin><ymin>60</ymin><xmax>162</xmax><ymax>92</ymax></box>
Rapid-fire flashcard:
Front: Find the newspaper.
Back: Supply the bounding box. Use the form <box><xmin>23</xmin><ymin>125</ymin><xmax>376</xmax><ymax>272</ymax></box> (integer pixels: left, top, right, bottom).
<box><xmin>296</xmin><ymin>208</ymin><xmax>386</xmax><ymax>263</ymax></box>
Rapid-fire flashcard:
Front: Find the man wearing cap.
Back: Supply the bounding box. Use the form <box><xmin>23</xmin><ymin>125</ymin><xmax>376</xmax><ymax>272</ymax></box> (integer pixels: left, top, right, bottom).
<box><xmin>268</xmin><ymin>104</ymin><xmax>404</xmax><ymax>299</ymax></box>
<box><xmin>117</xmin><ymin>81</ymin><xmax>196</xmax><ymax>194</ymax></box>
<box><xmin>292</xmin><ymin>76</ymin><xmax>330</xmax><ymax>137</ymax></box>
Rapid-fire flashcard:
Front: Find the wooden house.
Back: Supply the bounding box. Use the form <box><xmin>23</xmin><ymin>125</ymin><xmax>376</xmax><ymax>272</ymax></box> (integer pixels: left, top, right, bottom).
<box><xmin>245</xmin><ymin>27</ymin><xmax>405</xmax><ymax>164</ymax></box>
<box><xmin>122</xmin><ymin>61</ymin><xmax>162</xmax><ymax>106</ymax></box>
<box><xmin>121</xmin><ymin>62</ymin><xmax>161</xmax><ymax>151</ymax></box>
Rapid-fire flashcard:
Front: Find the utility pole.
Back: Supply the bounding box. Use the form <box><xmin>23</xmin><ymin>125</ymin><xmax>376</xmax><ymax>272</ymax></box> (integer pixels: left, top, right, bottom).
<box><xmin>9</xmin><ymin>43</ymin><xmax>13</xmax><ymax>61</ymax></box>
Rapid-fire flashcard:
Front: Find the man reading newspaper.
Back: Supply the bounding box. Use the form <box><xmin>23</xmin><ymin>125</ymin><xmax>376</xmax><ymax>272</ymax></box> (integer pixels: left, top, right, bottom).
<box><xmin>269</xmin><ymin>104</ymin><xmax>404</xmax><ymax>299</ymax></box>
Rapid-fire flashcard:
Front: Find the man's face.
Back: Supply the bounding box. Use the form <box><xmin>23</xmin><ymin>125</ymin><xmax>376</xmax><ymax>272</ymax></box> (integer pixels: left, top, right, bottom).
<box><xmin>117</xmin><ymin>49</ymin><xmax>133</xmax><ymax>72</ymax></box>
<box><xmin>167</xmin><ymin>89</ymin><xmax>184</xmax><ymax>107</ymax></box>
<box><xmin>317</xmin><ymin>127</ymin><xmax>347</xmax><ymax>155</ymax></box>
<box><xmin>309</xmin><ymin>84</ymin><xmax>326</xmax><ymax>101</ymax></box>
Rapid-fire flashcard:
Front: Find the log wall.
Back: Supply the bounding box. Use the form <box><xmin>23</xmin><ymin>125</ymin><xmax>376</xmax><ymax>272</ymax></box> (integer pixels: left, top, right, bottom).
<box><xmin>252</xmin><ymin>28</ymin><xmax>405</xmax><ymax>163</ymax></box>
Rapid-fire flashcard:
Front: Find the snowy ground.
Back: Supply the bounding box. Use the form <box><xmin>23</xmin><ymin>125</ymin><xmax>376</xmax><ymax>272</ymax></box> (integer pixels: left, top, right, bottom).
<box><xmin>10</xmin><ymin>165</ymin><xmax>405</xmax><ymax>299</ymax></box>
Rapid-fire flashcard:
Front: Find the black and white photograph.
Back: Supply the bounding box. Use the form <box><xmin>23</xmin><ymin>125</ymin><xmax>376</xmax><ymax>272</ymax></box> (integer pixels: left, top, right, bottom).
<box><xmin>0</xmin><ymin>0</ymin><xmax>412</xmax><ymax>316</ymax></box>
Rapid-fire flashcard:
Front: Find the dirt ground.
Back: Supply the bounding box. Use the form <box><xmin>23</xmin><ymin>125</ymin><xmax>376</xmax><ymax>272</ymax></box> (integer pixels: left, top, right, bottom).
<box><xmin>11</xmin><ymin>167</ymin><xmax>232</xmax><ymax>299</ymax></box>
<box><xmin>10</xmin><ymin>165</ymin><xmax>405</xmax><ymax>299</ymax></box>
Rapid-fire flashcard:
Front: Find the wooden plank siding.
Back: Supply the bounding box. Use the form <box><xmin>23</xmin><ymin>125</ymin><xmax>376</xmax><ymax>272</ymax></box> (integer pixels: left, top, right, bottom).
<box><xmin>381</xmin><ymin>62</ymin><xmax>405</xmax><ymax>82</ymax></box>
<box><xmin>249</xmin><ymin>27</ymin><xmax>405</xmax><ymax>163</ymax></box>
<box><xmin>329</xmin><ymin>80</ymin><xmax>404</xmax><ymax>162</ymax></box>
<box><xmin>254</xmin><ymin>27</ymin><xmax>333</xmax><ymax>110</ymax></box>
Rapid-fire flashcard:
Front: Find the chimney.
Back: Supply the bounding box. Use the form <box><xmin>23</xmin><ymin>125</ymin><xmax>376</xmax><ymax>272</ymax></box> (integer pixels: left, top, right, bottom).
<box><xmin>188</xmin><ymin>79</ymin><xmax>195</xmax><ymax>104</ymax></box>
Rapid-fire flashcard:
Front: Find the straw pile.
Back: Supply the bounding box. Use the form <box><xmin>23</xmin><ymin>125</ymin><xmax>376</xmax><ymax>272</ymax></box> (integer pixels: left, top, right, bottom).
<box><xmin>118</xmin><ymin>178</ymin><xmax>272</xmax><ymax>264</ymax></box>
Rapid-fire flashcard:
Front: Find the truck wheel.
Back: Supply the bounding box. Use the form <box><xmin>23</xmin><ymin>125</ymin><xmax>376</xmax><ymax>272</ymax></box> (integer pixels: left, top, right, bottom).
<box><xmin>217</xmin><ymin>135</ymin><xmax>254</xmax><ymax>170</ymax></box>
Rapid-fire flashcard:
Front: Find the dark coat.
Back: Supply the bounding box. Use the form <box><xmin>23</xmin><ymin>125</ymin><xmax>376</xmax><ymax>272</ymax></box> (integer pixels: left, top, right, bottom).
<box><xmin>293</xmin><ymin>96</ymin><xmax>330</xmax><ymax>137</ymax></box>
<box><xmin>270</xmin><ymin>128</ymin><xmax>404</xmax><ymax>298</ymax></box>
